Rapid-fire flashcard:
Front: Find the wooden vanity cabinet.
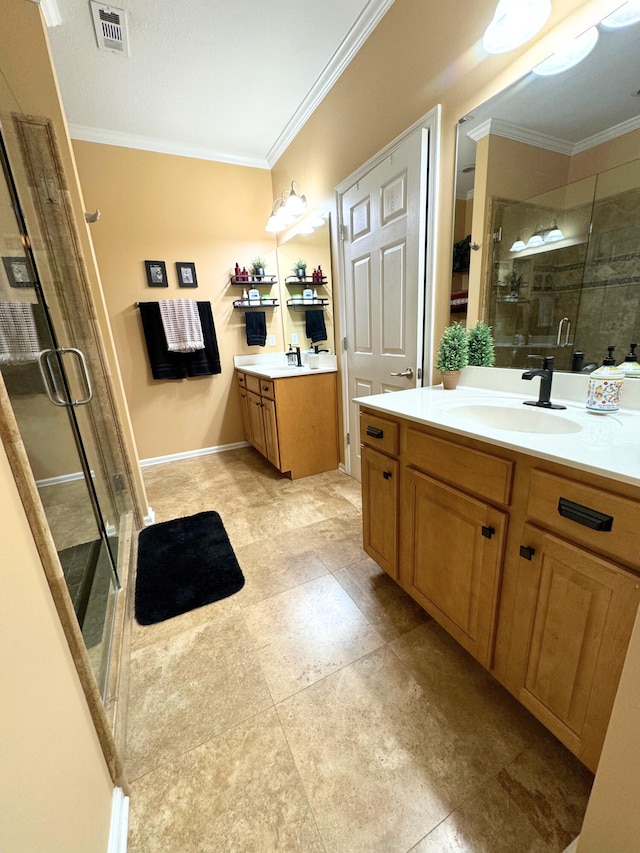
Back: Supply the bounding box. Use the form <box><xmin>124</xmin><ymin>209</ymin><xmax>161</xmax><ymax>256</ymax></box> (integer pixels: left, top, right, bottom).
<box><xmin>495</xmin><ymin>467</ymin><xmax>640</xmax><ymax>771</ymax></box>
<box><xmin>236</xmin><ymin>370</ymin><xmax>338</xmax><ymax>479</ymax></box>
<box><xmin>360</xmin><ymin>410</ymin><xmax>400</xmax><ymax>578</ymax></box>
<box><xmin>358</xmin><ymin>404</ymin><xmax>640</xmax><ymax>771</ymax></box>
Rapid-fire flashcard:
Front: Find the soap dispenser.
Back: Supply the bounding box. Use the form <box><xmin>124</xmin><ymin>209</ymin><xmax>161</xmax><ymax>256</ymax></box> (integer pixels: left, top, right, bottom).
<box><xmin>619</xmin><ymin>342</ymin><xmax>640</xmax><ymax>378</ymax></box>
<box><xmin>586</xmin><ymin>346</ymin><xmax>624</xmax><ymax>413</ymax></box>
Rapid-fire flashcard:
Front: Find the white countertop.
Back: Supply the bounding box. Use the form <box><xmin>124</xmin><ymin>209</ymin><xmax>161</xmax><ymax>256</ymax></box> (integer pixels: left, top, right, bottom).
<box><xmin>355</xmin><ymin>369</ymin><xmax>640</xmax><ymax>488</ymax></box>
<box><xmin>234</xmin><ymin>352</ymin><xmax>337</xmax><ymax>380</ymax></box>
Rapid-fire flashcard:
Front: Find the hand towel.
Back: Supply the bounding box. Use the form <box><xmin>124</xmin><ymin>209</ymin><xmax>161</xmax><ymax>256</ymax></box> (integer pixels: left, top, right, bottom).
<box><xmin>245</xmin><ymin>311</ymin><xmax>267</xmax><ymax>347</ymax></box>
<box><xmin>0</xmin><ymin>300</ymin><xmax>41</xmax><ymax>364</ymax></box>
<box><xmin>139</xmin><ymin>301</ymin><xmax>221</xmax><ymax>379</ymax></box>
<box><xmin>305</xmin><ymin>309</ymin><xmax>327</xmax><ymax>344</ymax></box>
<box><xmin>159</xmin><ymin>299</ymin><xmax>204</xmax><ymax>352</ymax></box>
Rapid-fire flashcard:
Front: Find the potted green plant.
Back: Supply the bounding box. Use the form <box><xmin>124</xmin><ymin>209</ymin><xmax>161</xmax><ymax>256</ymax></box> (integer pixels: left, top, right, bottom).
<box><xmin>467</xmin><ymin>320</ymin><xmax>495</xmax><ymax>367</ymax></box>
<box><xmin>250</xmin><ymin>257</ymin><xmax>267</xmax><ymax>280</ymax></box>
<box><xmin>292</xmin><ymin>258</ymin><xmax>307</xmax><ymax>279</ymax></box>
<box><xmin>436</xmin><ymin>321</ymin><xmax>469</xmax><ymax>389</ymax></box>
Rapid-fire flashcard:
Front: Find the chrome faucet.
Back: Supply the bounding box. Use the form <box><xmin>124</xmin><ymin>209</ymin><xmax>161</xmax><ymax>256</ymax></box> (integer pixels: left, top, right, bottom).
<box><xmin>521</xmin><ymin>355</ymin><xmax>566</xmax><ymax>409</ymax></box>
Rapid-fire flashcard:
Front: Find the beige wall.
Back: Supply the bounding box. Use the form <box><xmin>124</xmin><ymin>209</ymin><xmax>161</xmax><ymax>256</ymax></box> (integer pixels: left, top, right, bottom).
<box><xmin>0</xmin><ymin>440</ymin><xmax>113</xmax><ymax>853</ymax></box>
<box><xmin>73</xmin><ymin>142</ymin><xmax>280</xmax><ymax>460</ymax></box>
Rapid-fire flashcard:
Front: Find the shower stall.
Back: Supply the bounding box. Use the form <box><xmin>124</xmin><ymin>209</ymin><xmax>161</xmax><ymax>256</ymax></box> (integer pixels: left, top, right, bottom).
<box><xmin>0</xmin><ymin>116</ymin><xmax>139</xmax><ymax>700</ymax></box>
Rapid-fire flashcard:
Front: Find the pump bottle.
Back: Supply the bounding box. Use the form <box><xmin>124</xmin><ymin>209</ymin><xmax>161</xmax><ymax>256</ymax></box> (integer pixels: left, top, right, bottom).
<box><xmin>586</xmin><ymin>346</ymin><xmax>624</xmax><ymax>413</ymax></box>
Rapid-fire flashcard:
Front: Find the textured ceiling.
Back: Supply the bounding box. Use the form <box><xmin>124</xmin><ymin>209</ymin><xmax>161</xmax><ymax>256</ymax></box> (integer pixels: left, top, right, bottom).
<box><xmin>46</xmin><ymin>0</ymin><xmax>393</xmax><ymax>168</ymax></box>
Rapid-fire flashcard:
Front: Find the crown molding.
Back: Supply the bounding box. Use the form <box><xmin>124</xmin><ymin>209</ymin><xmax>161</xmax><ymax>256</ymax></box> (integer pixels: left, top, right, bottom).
<box><xmin>266</xmin><ymin>0</ymin><xmax>396</xmax><ymax>168</ymax></box>
<box><xmin>467</xmin><ymin>118</ymin><xmax>575</xmax><ymax>155</ymax></box>
<box><xmin>69</xmin><ymin>124</ymin><xmax>270</xmax><ymax>169</ymax></box>
<box><xmin>573</xmin><ymin>113</ymin><xmax>640</xmax><ymax>154</ymax></box>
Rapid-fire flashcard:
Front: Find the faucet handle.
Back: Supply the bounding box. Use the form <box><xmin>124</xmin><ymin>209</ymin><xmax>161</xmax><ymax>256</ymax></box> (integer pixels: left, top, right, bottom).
<box><xmin>542</xmin><ymin>355</ymin><xmax>555</xmax><ymax>371</ymax></box>
<box><xmin>525</xmin><ymin>354</ymin><xmax>545</xmax><ymax>367</ymax></box>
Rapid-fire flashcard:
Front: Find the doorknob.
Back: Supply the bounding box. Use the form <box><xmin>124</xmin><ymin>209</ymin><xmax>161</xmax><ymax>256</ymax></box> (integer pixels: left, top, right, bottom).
<box><xmin>390</xmin><ymin>367</ymin><xmax>414</xmax><ymax>379</ymax></box>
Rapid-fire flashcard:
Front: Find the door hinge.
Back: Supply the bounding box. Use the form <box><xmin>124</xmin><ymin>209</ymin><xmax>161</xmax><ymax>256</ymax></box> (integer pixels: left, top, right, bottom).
<box><xmin>417</xmin><ymin>367</ymin><xmax>422</xmax><ymax>381</ymax></box>
<box><xmin>114</xmin><ymin>472</ymin><xmax>126</xmax><ymax>492</ymax></box>
<box><xmin>339</xmin><ymin>224</ymin><xmax>346</xmax><ymax>241</ymax></box>
<box><xmin>492</xmin><ymin>227</ymin><xmax>503</xmax><ymax>243</ymax></box>
<box><xmin>346</xmin><ymin>432</ymin><xmax>350</xmax><ymax>445</ymax></box>
<box><xmin>343</xmin><ymin>336</ymin><xmax>348</xmax><ymax>351</ymax></box>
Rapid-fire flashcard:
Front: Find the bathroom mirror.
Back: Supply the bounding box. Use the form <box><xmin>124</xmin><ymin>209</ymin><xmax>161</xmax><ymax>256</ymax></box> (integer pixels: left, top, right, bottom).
<box><xmin>276</xmin><ymin>215</ymin><xmax>335</xmax><ymax>354</ymax></box>
<box><xmin>453</xmin><ymin>16</ymin><xmax>640</xmax><ymax>370</ymax></box>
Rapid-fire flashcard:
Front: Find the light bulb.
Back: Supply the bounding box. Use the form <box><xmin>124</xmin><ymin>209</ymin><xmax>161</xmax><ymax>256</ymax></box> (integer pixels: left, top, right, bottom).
<box><xmin>601</xmin><ymin>1</ymin><xmax>640</xmax><ymax>29</ymax></box>
<box><xmin>533</xmin><ymin>26</ymin><xmax>599</xmax><ymax>76</ymax></box>
<box><xmin>510</xmin><ymin>239</ymin><xmax>526</xmax><ymax>252</ymax></box>
<box><xmin>482</xmin><ymin>0</ymin><xmax>552</xmax><ymax>54</ymax></box>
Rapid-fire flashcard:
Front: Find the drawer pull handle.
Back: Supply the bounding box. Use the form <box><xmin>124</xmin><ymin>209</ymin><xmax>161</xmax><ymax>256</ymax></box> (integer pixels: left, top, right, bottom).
<box><xmin>383</xmin><ymin>471</ymin><xmax>392</xmax><ymax>480</ymax></box>
<box><xmin>262</xmin><ymin>385</ymin><xmax>269</xmax><ymax>392</ymax></box>
<box><xmin>519</xmin><ymin>545</ymin><xmax>536</xmax><ymax>561</ymax></box>
<box><xmin>558</xmin><ymin>498</ymin><xmax>613</xmax><ymax>531</ymax></box>
<box><xmin>366</xmin><ymin>426</ymin><xmax>384</xmax><ymax>439</ymax></box>
<box><xmin>481</xmin><ymin>525</ymin><xmax>495</xmax><ymax>539</ymax></box>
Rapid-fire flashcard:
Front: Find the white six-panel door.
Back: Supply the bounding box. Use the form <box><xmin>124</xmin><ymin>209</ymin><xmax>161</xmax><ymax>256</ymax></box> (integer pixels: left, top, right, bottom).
<box><xmin>340</xmin><ymin>125</ymin><xmax>429</xmax><ymax>480</ymax></box>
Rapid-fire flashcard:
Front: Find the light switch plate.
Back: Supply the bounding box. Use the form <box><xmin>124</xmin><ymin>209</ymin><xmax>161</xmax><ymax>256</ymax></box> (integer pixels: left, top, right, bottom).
<box><xmin>291</xmin><ymin>333</ymin><xmax>298</xmax><ymax>345</ymax></box>
<box><xmin>268</xmin><ymin>334</ymin><xmax>276</xmax><ymax>347</ymax></box>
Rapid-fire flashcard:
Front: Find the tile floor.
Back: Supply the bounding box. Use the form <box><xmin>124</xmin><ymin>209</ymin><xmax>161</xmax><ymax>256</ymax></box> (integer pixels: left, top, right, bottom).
<box><xmin>125</xmin><ymin>448</ymin><xmax>593</xmax><ymax>852</ymax></box>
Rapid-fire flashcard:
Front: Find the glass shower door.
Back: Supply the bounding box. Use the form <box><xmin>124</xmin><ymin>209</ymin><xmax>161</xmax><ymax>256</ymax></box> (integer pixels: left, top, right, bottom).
<box><xmin>0</xmin><ymin>136</ymin><xmax>120</xmax><ymax>696</ymax></box>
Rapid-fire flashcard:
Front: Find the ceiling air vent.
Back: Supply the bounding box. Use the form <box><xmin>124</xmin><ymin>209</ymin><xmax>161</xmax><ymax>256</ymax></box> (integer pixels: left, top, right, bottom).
<box><xmin>90</xmin><ymin>1</ymin><xmax>129</xmax><ymax>55</ymax></box>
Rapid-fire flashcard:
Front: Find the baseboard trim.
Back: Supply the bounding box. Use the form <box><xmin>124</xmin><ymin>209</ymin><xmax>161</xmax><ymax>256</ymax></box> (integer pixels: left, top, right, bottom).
<box><xmin>108</xmin><ymin>787</ymin><xmax>129</xmax><ymax>853</ymax></box>
<box><xmin>35</xmin><ymin>469</ymin><xmax>95</xmax><ymax>487</ymax></box>
<box><xmin>140</xmin><ymin>441</ymin><xmax>250</xmax><ymax>468</ymax></box>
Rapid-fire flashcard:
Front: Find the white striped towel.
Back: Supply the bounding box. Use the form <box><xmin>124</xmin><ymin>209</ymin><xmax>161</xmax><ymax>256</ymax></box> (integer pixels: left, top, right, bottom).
<box><xmin>0</xmin><ymin>301</ymin><xmax>41</xmax><ymax>364</ymax></box>
<box><xmin>158</xmin><ymin>299</ymin><xmax>205</xmax><ymax>353</ymax></box>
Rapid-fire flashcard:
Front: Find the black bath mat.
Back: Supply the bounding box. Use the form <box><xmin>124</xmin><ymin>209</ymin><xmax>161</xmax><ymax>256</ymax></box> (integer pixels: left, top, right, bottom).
<box><xmin>135</xmin><ymin>511</ymin><xmax>244</xmax><ymax>625</ymax></box>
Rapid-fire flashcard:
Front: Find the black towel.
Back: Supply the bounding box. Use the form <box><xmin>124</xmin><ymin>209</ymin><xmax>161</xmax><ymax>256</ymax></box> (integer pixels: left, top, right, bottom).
<box><xmin>139</xmin><ymin>301</ymin><xmax>221</xmax><ymax>379</ymax></box>
<box><xmin>245</xmin><ymin>311</ymin><xmax>266</xmax><ymax>347</ymax></box>
<box><xmin>305</xmin><ymin>310</ymin><xmax>327</xmax><ymax>344</ymax></box>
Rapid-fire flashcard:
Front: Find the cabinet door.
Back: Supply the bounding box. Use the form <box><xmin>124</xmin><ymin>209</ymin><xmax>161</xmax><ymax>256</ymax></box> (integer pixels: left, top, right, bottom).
<box><xmin>238</xmin><ymin>388</ymin><xmax>251</xmax><ymax>443</ymax></box>
<box><xmin>262</xmin><ymin>397</ymin><xmax>280</xmax><ymax>469</ymax></box>
<box><xmin>247</xmin><ymin>391</ymin><xmax>266</xmax><ymax>457</ymax></box>
<box><xmin>404</xmin><ymin>467</ymin><xmax>507</xmax><ymax>666</ymax></box>
<box><xmin>515</xmin><ymin>524</ymin><xmax>640</xmax><ymax>770</ymax></box>
<box><xmin>361</xmin><ymin>444</ymin><xmax>398</xmax><ymax>578</ymax></box>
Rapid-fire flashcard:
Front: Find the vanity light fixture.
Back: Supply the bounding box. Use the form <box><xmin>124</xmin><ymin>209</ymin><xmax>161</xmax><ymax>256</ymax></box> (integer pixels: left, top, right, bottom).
<box><xmin>511</xmin><ymin>221</ymin><xmax>565</xmax><ymax>252</ymax></box>
<box><xmin>533</xmin><ymin>26</ymin><xmax>599</xmax><ymax>76</ymax></box>
<box><xmin>482</xmin><ymin>0</ymin><xmax>551</xmax><ymax>55</ymax></box>
<box><xmin>265</xmin><ymin>181</ymin><xmax>307</xmax><ymax>233</ymax></box>
<box><xmin>544</xmin><ymin>220</ymin><xmax>564</xmax><ymax>242</ymax></box>
<box><xmin>601</xmin><ymin>0</ymin><xmax>640</xmax><ymax>29</ymax></box>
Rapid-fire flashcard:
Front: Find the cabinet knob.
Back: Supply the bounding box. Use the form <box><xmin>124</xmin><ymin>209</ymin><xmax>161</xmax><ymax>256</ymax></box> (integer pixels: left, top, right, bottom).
<box><xmin>383</xmin><ymin>471</ymin><xmax>392</xmax><ymax>480</ymax></box>
<box><xmin>481</xmin><ymin>525</ymin><xmax>495</xmax><ymax>539</ymax></box>
<box><xmin>519</xmin><ymin>545</ymin><xmax>536</xmax><ymax>561</ymax></box>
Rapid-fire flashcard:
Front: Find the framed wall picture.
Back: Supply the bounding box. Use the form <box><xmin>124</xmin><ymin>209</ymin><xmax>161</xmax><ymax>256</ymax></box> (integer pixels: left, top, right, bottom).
<box><xmin>3</xmin><ymin>256</ymin><xmax>34</xmax><ymax>288</ymax></box>
<box><xmin>144</xmin><ymin>260</ymin><xmax>168</xmax><ymax>287</ymax></box>
<box><xmin>176</xmin><ymin>261</ymin><xmax>198</xmax><ymax>288</ymax></box>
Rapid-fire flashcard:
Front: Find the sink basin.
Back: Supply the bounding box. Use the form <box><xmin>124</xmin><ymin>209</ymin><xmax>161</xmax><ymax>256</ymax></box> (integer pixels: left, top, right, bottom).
<box><xmin>443</xmin><ymin>402</ymin><xmax>583</xmax><ymax>434</ymax></box>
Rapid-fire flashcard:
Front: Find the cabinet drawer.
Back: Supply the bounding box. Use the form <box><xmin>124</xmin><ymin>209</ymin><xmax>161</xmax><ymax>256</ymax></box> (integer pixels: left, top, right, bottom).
<box><xmin>404</xmin><ymin>427</ymin><xmax>513</xmax><ymax>507</ymax></box>
<box><xmin>257</xmin><ymin>378</ymin><xmax>275</xmax><ymax>400</ymax></box>
<box><xmin>245</xmin><ymin>374</ymin><xmax>261</xmax><ymax>394</ymax></box>
<box><xmin>527</xmin><ymin>469</ymin><xmax>640</xmax><ymax>570</ymax></box>
<box><xmin>359</xmin><ymin>410</ymin><xmax>399</xmax><ymax>456</ymax></box>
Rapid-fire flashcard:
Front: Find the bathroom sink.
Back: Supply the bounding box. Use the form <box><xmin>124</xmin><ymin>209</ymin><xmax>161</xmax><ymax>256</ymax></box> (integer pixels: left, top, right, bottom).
<box><xmin>442</xmin><ymin>402</ymin><xmax>583</xmax><ymax>434</ymax></box>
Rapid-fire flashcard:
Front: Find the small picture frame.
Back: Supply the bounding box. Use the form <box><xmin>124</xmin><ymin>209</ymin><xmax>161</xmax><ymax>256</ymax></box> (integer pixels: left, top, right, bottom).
<box><xmin>144</xmin><ymin>260</ymin><xmax>168</xmax><ymax>287</ymax></box>
<box><xmin>3</xmin><ymin>256</ymin><xmax>34</xmax><ymax>288</ymax></box>
<box><xmin>176</xmin><ymin>261</ymin><xmax>198</xmax><ymax>288</ymax></box>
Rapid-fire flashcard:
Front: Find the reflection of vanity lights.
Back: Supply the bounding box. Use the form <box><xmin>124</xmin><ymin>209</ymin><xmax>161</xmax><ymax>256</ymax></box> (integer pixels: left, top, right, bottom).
<box><xmin>482</xmin><ymin>0</ymin><xmax>551</xmax><ymax>54</ymax></box>
<box><xmin>533</xmin><ymin>26</ymin><xmax>599</xmax><ymax>76</ymax></box>
<box><xmin>510</xmin><ymin>221</ymin><xmax>565</xmax><ymax>252</ymax></box>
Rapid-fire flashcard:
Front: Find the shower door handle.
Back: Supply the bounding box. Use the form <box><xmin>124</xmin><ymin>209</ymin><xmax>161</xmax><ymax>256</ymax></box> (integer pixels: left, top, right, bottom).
<box><xmin>38</xmin><ymin>349</ymin><xmax>66</xmax><ymax>406</ymax></box>
<box><xmin>38</xmin><ymin>347</ymin><xmax>93</xmax><ymax>407</ymax></box>
<box><xmin>557</xmin><ymin>317</ymin><xmax>571</xmax><ymax>347</ymax></box>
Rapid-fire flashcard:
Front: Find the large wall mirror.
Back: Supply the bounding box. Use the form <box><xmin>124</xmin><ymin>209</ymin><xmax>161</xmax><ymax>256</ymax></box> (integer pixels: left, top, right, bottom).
<box><xmin>276</xmin><ymin>215</ymin><xmax>335</xmax><ymax>354</ymax></box>
<box><xmin>453</xmin><ymin>16</ymin><xmax>640</xmax><ymax>371</ymax></box>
